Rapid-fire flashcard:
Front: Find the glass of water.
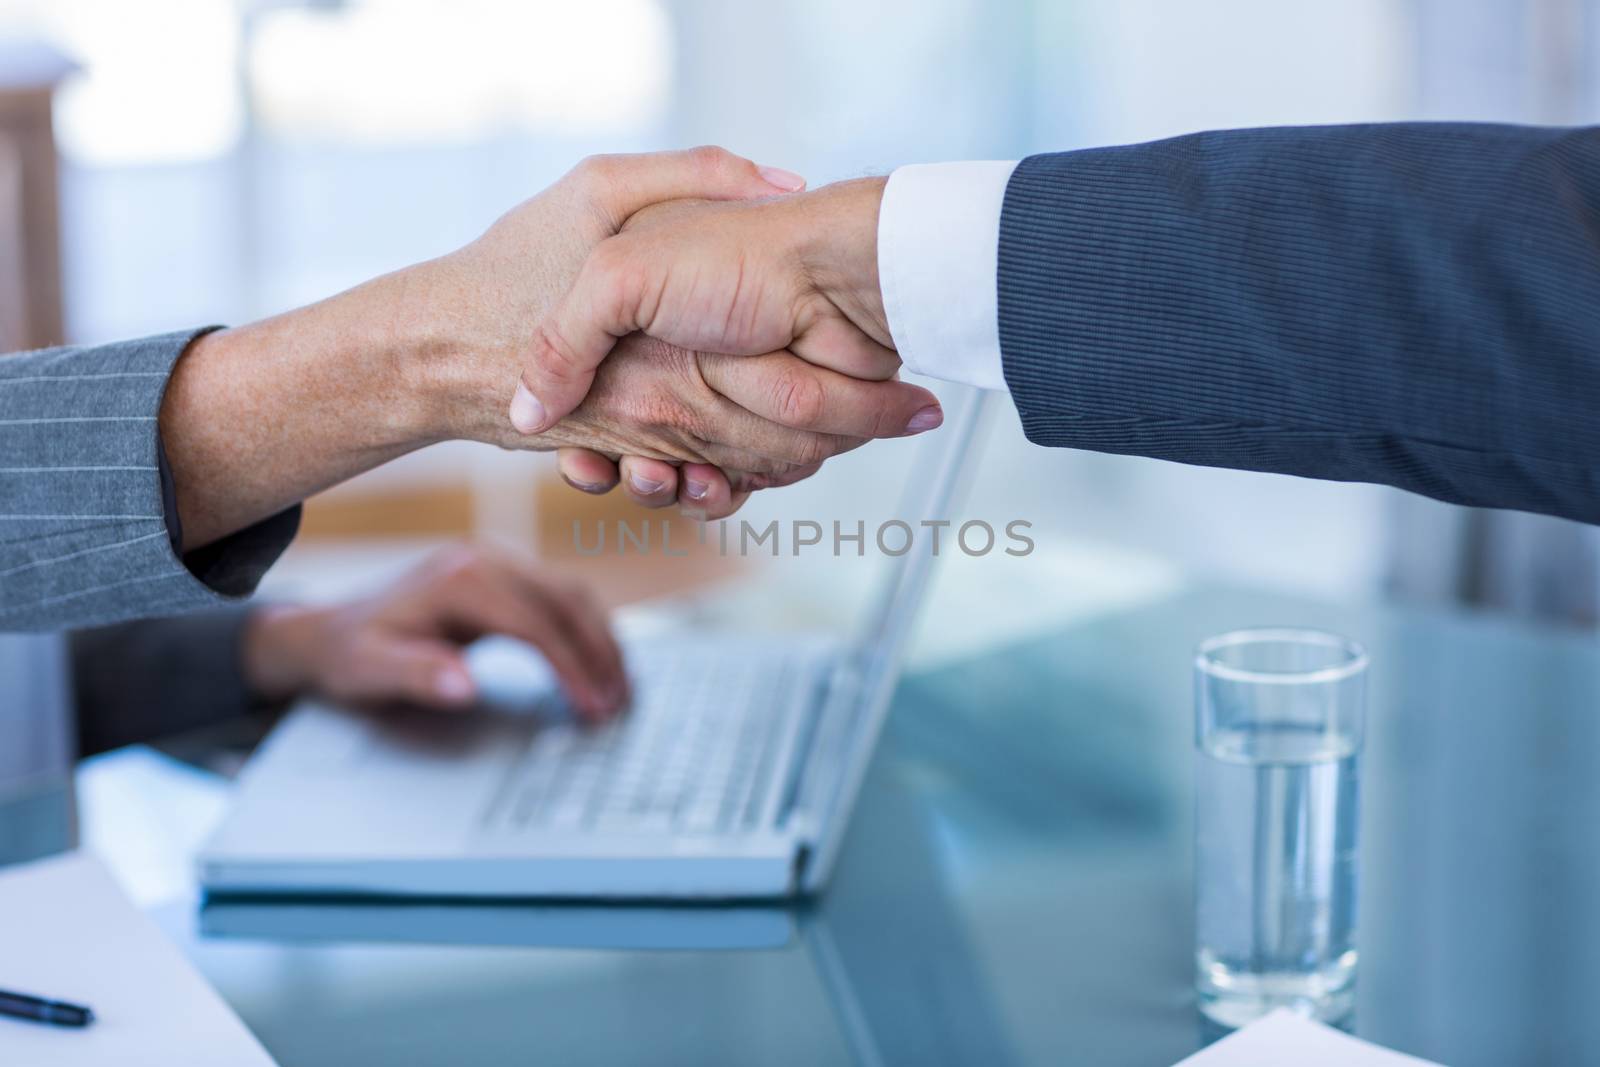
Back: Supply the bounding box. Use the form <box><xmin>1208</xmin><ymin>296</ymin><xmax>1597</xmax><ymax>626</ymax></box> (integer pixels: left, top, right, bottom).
<box><xmin>1193</xmin><ymin>628</ymin><xmax>1367</xmax><ymax>1029</ymax></box>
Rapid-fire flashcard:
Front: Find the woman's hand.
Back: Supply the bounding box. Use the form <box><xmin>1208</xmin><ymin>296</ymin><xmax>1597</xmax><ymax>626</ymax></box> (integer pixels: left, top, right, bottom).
<box><xmin>163</xmin><ymin>147</ymin><xmax>807</xmax><ymax>547</ymax></box>
<box><xmin>241</xmin><ymin>544</ymin><xmax>627</xmax><ymax>720</ymax></box>
<box><xmin>539</xmin><ymin>337</ymin><xmax>939</xmax><ymax>516</ymax></box>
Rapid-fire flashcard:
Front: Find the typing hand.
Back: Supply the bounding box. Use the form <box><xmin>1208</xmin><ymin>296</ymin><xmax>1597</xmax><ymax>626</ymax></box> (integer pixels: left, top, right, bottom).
<box><xmin>241</xmin><ymin>544</ymin><xmax>628</xmax><ymax>720</ymax></box>
<box><xmin>507</xmin><ymin>177</ymin><xmax>910</xmax><ymax>516</ymax></box>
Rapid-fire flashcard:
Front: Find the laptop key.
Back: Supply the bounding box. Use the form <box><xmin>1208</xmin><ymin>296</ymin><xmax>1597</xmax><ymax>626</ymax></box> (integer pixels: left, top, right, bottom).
<box><xmin>483</xmin><ymin>652</ymin><xmax>809</xmax><ymax>836</ymax></box>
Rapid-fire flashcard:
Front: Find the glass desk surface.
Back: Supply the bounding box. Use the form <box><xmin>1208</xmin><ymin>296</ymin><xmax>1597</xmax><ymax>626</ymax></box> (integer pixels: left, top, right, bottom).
<box><xmin>12</xmin><ymin>583</ymin><xmax>1600</xmax><ymax>1066</ymax></box>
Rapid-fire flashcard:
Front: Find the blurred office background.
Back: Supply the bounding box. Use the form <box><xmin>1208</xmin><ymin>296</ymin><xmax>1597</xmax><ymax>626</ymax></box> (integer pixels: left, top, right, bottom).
<box><xmin>1</xmin><ymin>0</ymin><xmax>1596</xmax><ymax>624</ymax></box>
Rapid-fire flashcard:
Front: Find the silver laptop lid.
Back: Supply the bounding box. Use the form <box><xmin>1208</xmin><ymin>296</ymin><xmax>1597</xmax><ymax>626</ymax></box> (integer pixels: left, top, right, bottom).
<box><xmin>795</xmin><ymin>387</ymin><xmax>989</xmax><ymax>891</ymax></box>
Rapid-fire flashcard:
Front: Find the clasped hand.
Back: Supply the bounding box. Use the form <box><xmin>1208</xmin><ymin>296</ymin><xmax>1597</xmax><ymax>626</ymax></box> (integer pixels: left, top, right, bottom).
<box><xmin>481</xmin><ymin>149</ymin><xmax>917</xmax><ymax>517</ymax></box>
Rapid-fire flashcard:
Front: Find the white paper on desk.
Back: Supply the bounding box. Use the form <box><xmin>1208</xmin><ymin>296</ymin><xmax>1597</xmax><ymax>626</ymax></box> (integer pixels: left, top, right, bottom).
<box><xmin>1175</xmin><ymin>1010</ymin><xmax>1444</xmax><ymax>1067</ymax></box>
<box><xmin>0</xmin><ymin>851</ymin><xmax>276</xmax><ymax>1066</ymax></box>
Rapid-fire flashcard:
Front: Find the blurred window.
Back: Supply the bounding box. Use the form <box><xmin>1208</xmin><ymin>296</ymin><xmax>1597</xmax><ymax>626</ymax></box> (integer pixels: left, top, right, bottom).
<box><xmin>0</xmin><ymin>0</ymin><xmax>670</xmax><ymax>163</ymax></box>
<box><xmin>0</xmin><ymin>0</ymin><xmax>241</xmax><ymax>166</ymax></box>
<box><xmin>248</xmin><ymin>0</ymin><xmax>671</xmax><ymax>143</ymax></box>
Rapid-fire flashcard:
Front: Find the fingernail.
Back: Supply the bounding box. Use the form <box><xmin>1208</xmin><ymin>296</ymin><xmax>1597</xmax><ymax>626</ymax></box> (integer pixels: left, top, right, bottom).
<box><xmin>757</xmin><ymin>165</ymin><xmax>806</xmax><ymax>192</ymax></box>
<box><xmin>684</xmin><ymin>477</ymin><xmax>710</xmax><ymax>502</ymax></box>
<box><xmin>509</xmin><ymin>383</ymin><xmax>547</xmax><ymax>435</ymax></box>
<box><xmin>629</xmin><ymin>472</ymin><xmax>666</xmax><ymax>495</ymax></box>
<box><xmin>435</xmin><ymin>667</ymin><xmax>475</xmax><ymax>704</ymax></box>
<box><xmin>905</xmin><ymin>404</ymin><xmax>944</xmax><ymax>434</ymax></box>
<box><xmin>588</xmin><ymin>687</ymin><xmax>617</xmax><ymax>719</ymax></box>
<box><xmin>561</xmin><ymin>474</ymin><xmax>611</xmax><ymax>495</ymax></box>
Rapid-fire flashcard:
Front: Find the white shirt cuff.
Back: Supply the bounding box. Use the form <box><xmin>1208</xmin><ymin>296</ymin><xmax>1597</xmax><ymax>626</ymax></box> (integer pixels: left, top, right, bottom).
<box><xmin>877</xmin><ymin>160</ymin><xmax>1019</xmax><ymax>392</ymax></box>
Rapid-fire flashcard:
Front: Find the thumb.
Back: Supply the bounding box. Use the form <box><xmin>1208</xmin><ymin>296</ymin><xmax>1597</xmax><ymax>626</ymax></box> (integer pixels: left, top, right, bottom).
<box><xmin>511</xmin><ymin>147</ymin><xmax>805</xmax><ymax>436</ymax></box>
<box><xmin>353</xmin><ymin>638</ymin><xmax>477</xmax><ymax>711</ymax></box>
<box><xmin>510</xmin><ymin>239</ymin><xmax>644</xmax><ymax>433</ymax></box>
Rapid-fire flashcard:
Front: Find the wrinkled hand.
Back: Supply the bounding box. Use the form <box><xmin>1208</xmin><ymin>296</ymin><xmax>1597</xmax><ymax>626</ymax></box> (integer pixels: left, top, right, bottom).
<box><xmin>242</xmin><ymin>544</ymin><xmax>627</xmax><ymax>719</ymax></box>
<box><xmin>537</xmin><ymin>335</ymin><xmax>937</xmax><ymax>516</ymax></box>
<box><xmin>507</xmin><ymin>177</ymin><xmax>901</xmax><ymax>514</ymax></box>
<box><xmin>418</xmin><ymin>146</ymin><xmax>796</xmax><ymax>445</ymax></box>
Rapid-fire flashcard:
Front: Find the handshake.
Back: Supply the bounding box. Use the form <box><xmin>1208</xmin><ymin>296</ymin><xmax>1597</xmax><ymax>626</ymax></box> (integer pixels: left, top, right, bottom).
<box><xmin>26</xmin><ymin>122</ymin><xmax>1577</xmax><ymax>638</ymax></box>
<box><xmin>157</xmin><ymin>146</ymin><xmax>941</xmax><ymax>553</ymax></box>
<box><xmin>426</xmin><ymin>146</ymin><xmax>936</xmax><ymax>520</ymax></box>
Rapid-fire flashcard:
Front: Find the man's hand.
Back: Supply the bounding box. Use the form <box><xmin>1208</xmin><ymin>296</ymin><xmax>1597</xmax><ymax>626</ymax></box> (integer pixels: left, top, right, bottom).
<box><xmin>528</xmin><ymin>335</ymin><xmax>938</xmax><ymax>517</ymax></box>
<box><xmin>507</xmin><ymin>178</ymin><xmax>896</xmax><ymax>436</ymax></box>
<box><xmin>556</xmin><ymin>449</ymin><xmax>755</xmax><ymax>519</ymax></box>
<box><xmin>242</xmin><ymin>544</ymin><xmax>627</xmax><ymax>719</ymax></box>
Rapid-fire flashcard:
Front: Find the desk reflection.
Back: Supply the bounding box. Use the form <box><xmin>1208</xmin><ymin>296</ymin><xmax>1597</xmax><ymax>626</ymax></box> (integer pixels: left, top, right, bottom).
<box><xmin>199</xmin><ymin>770</ymin><xmax>1017</xmax><ymax>1067</ymax></box>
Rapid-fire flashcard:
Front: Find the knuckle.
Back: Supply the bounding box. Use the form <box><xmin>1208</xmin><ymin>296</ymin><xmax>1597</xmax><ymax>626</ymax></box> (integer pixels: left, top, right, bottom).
<box><xmin>770</xmin><ymin>368</ymin><xmax>827</xmax><ymax>428</ymax></box>
<box><xmin>867</xmin><ymin>393</ymin><xmax>904</xmax><ymax>439</ymax></box>
<box><xmin>687</xmin><ymin>144</ymin><xmax>735</xmax><ymax>175</ymax></box>
<box><xmin>742</xmin><ymin>452</ymin><xmax>796</xmax><ymax>476</ymax></box>
<box><xmin>584</xmin><ymin>239</ymin><xmax>642</xmax><ymax>309</ymax></box>
<box><xmin>570</xmin><ymin>153</ymin><xmax>618</xmax><ymax>189</ymax></box>
<box><xmin>529</xmin><ymin>320</ymin><xmax>584</xmax><ymax>383</ymax></box>
<box><xmin>764</xmin><ymin>461</ymin><xmax>822</xmax><ymax>489</ymax></box>
<box><xmin>632</xmin><ymin>385</ymin><xmax>686</xmax><ymax>431</ymax></box>
<box><xmin>791</xmin><ymin>434</ymin><xmax>830</xmax><ymax>468</ymax></box>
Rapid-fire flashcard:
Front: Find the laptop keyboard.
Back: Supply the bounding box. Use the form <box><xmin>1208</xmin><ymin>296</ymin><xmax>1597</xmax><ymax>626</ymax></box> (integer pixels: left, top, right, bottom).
<box><xmin>481</xmin><ymin>651</ymin><xmax>815</xmax><ymax>835</ymax></box>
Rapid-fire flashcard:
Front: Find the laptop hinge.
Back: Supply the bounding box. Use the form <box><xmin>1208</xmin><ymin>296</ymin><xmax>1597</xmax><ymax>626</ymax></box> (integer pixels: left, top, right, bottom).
<box><xmin>776</xmin><ymin>663</ymin><xmax>860</xmax><ymax>844</ymax></box>
<box><xmin>789</xmin><ymin>841</ymin><xmax>813</xmax><ymax>891</ymax></box>
<box><xmin>773</xmin><ymin>686</ymin><xmax>828</xmax><ymax>839</ymax></box>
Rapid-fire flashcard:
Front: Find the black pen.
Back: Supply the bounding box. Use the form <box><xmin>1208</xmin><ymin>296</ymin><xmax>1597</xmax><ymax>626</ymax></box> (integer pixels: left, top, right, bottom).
<box><xmin>0</xmin><ymin>988</ymin><xmax>94</xmax><ymax>1027</ymax></box>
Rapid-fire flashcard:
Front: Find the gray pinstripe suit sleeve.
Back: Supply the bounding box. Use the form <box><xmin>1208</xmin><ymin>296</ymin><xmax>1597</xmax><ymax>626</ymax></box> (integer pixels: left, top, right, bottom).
<box><xmin>0</xmin><ymin>329</ymin><xmax>299</xmax><ymax>631</ymax></box>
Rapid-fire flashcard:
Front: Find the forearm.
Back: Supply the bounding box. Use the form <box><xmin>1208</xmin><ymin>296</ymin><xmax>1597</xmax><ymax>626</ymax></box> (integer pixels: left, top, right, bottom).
<box><xmin>69</xmin><ymin>603</ymin><xmax>353</xmax><ymax>752</ymax></box>
<box><xmin>995</xmin><ymin>123</ymin><xmax>1600</xmax><ymax>522</ymax></box>
<box><xmin>0</xmin><ymin>247</ymin><xmax>492</xmax><ymax>628</ymax></box>
<box><xmin>160</xmin><ymin>259</ymin><xmax>472</xmax><ymax>548</ymax></box>
<box><xmin>3</xmin><ymin>148</ymin><xmax>868</xmax><ymax>626</ymax></box>
<box><xmin>0</xmin><ymin>333</ymin><xmax>302</xmax><ymax>630</ymax></box>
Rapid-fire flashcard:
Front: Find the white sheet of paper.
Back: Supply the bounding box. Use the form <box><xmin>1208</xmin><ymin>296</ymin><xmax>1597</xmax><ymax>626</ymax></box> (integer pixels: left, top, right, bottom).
<box><xmin>1175</xmin><ymin>1010</ymin><xmax>1443</xmax><ymax>1067</ymax></box>
<box><xmin>0</xmin><ymin>851</ymin><xmax>275</xmax><ymax>1066</ymax></box>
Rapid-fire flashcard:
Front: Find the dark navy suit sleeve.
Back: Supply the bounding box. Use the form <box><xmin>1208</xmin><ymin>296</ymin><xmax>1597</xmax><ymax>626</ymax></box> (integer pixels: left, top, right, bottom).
<box><xmin>997</xmin><ymin>123</ymin><xmax>1600</xmax><ymax>524</ymax></box>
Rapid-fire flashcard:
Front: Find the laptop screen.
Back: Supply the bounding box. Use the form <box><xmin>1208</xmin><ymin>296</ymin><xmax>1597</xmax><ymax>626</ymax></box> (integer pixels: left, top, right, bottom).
<box><xmin>797</xmin><ymin>387</ymin><xmax>988</xmax><ymax>888</ymax></box>
<box><xmin>598</xmin><ymin>380</ymin><xmax>991</xmax><ymax>889</ymax></box>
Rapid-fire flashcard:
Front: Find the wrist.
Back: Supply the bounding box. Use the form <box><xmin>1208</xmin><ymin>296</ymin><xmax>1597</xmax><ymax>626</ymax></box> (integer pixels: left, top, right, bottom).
<box><xmin>241</xmin><ymin>603</ymin><xmax>334</xmax><ymax>705</ymax></box>
<box><xmin>388</xmin><ymin>252</ymin><xmax>559</xmax><ymax>450</ymax></box>
<box><xmin>795</xmin><ymin>176</ymin><xmax>891</xmax><ymax>348</ymax></box>
<box><xmin>373</xmin><ymin>256</ymin><xmax>503</xmax><ymax>447</ymax></box>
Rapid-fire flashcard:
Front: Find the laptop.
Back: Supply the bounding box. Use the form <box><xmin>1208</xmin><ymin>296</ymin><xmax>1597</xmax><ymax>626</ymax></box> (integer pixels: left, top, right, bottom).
<box><xmin>199</xmin><ymin>388</ymin><xmax>987</xmax><ymax>901</ymax></box>
<box><xmin>199</xmin><ymin>769</ymin><xmax>1019</xmax><ymax>1066</ymax></box>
